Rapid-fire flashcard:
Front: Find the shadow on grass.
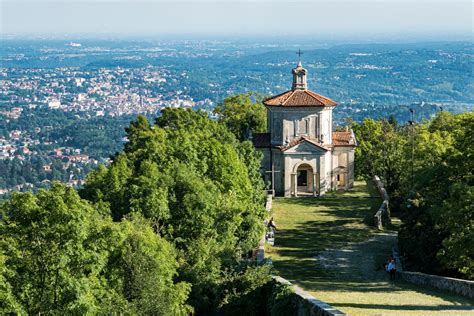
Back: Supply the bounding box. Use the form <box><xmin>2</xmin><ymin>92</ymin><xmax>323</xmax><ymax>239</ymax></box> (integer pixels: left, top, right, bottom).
<box><xmin>273</xmin><ymin>198</ymin><xmax>380</xmax><ymax>257</ymax></box>
<box><xmin>275</xmin><ymin>219</ymin><xmax>371</xmax><ymax>256</ymax></box>
<box><xmin>275</xmin><ymin>196</ymin><xmax>379</xmax><ymax>207</ymax></box>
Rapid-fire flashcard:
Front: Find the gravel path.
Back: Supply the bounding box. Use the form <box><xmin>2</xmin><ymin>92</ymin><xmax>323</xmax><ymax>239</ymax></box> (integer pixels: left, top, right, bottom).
<box><xmin>314</xmin><ymin>231</ymin><xmax>397</xmax><ymax>280</ymax></box>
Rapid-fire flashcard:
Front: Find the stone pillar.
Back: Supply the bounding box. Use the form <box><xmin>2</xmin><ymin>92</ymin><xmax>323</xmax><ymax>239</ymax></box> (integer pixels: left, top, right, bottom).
<box><xmin>313</xmin><ymin>173</ymin><xmax>317</xmax><ymax>197</ymax></box>
<box><xmin>292</xmin><ymin>173</ymin><xmax>297</xmax><ymax>197</ymax></box>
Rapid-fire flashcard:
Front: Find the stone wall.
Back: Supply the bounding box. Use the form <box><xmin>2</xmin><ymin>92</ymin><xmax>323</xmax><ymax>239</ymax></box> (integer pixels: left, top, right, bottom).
<box><xmin>265</xmin><ymin>193</ymin><xmax>273</xmax><ymax>211</ymax></box>
<box><xmin>372</xmin><ymin>176</ymin><xmax>391</xmax><ymax>230</ymax></box>
<box><xmin>273</xmin><ymin>276</ymin><xmax>346</xmax><ymax>316</ymax></box>
<box><xmin>392</xmin><ymin>230</ymin><xmax>473</xmax><ymax>299</ymax></box>
<box><xmin>399</xmin><ymin>271</ymin><xmax>474</xmax><ymax>299</ymax></box>
<box><xmin>257</xmin><ymin>193</ymin><xmax>273</xmax><ymax>263</ymax></box>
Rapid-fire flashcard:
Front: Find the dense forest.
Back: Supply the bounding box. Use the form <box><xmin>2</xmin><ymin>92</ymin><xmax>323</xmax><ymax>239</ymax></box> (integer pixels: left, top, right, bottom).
<box><xmin>1</xmin><ymin>103</ymin><xmax>302</xmax><ymax>314</ymax></box>
<box><xmin>352</xmin><ymin>111</ymin><xmax>473</xmax><ymax>279</ymax></box>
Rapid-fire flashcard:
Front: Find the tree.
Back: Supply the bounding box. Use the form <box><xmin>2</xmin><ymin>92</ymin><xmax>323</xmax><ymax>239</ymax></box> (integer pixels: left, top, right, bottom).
<box><xmin>1</xmin><ymin>183</ymin><xmax>115</xmax><ymax>314</ymax></box>
<box><xmin>351</xmin><ymin>118</ymin><xmax>408</xmax><ymax>209</ymax></box>
<box><xmin>81</xmin><ymin>109</ymin><xmax>267</xmax><ymax>312</ymax></box>
<box><xmin>213</xmin><ymin>93</ymin><xmax>267</xmax><ymax>141</ymax></box>
<box><xmin>114</xmin><ymin>214</ymin><xmax>192</xmax><ymax>315</ymax></box>
<box><xmin>430</xmin><ymin>112</ymin><xmax>474</xmax><ymax>278</ymax></box>
<box><xmin>354</xmin><ymin>111</ymin><xmax>473</xmax><ymax>279</ymax></box>
<box><xmin>1</xmin><ymin>183</ymin><xmax>191</xmax><ymax>314</ymax></box>
<box><xmin>397</xmin><ymin>111</ymin><xmax>473</xmax><ymax>278</ymax></box>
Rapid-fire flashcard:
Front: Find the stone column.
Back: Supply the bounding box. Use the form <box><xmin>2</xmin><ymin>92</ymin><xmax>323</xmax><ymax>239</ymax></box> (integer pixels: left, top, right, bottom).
<box><xmin>313</xmin><ymin>173</ymin><xmax>317</xmax><ymax>197</ymax></box>
<box><xmin>292</xmin><ymin>173</ymin><xmax>297</xmax><ymax>197</ymax></box>
<box><xmin>317</xmin><ymin>173</ymin><xmax>320</xmax><ymax>195</ymax></box>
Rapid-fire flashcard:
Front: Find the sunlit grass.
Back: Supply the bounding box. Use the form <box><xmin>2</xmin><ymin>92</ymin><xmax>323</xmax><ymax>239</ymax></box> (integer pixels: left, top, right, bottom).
<box><xmin>268</xmin><ymin>180</ymin><xmax>473</xmax><ymax>315</ymax></box>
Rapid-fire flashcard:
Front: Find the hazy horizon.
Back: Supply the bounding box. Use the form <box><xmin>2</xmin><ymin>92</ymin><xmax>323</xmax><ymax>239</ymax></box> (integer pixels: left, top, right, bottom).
<box><xmin>1</xmin><ymin>0</ymin><xmax>472</xmax><ymax>41</ymax></box>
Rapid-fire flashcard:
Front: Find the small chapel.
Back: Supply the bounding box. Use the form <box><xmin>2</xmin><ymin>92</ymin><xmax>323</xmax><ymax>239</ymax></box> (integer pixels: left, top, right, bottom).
<box><xmin>252</xmin><ymin>59</ymin><xmax>356</xmax><ymax>197</ymax></box>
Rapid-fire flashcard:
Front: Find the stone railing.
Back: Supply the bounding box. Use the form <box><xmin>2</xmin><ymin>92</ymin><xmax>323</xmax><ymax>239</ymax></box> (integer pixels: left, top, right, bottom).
<box><xmin>273</xmin><ymin>276</ymin><xmax>346</xmax><ymax>316</ymax></box>
<box><xmin>398</xmin><ymin>271</ymin><xmax>474</xmax><ymax>299</ymax></box>
<box><xmin>372</xmin><ymin>176</ymin><xmax>391</xmax><ymax>230</ymax></box>
<box><xmin>257</xmin><ymin>193</ymin><xmax>274</xmax><ymax>263</ymax></box>
<box><xmin>392</xmin><ymin>231</ymin><xmax>473</xmax><ymax>299</ymax></box>
<box><xmin>265</xmin><ymin>193</ymin><xmax>273</xmax><ymax>212</ymax></box>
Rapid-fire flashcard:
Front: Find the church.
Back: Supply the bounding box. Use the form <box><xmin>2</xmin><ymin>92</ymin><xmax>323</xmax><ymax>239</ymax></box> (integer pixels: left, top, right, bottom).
<box><xmin>252</xmin><ymin>60</ymin><xmax>356</xmax><ymax>197</ymax></box>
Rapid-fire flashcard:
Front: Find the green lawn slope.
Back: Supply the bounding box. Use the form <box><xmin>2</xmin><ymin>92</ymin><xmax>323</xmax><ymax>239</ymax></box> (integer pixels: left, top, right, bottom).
<box><xmin>267</xmin><ymin>180</ymin><xmax>473</xmax><ymax>316</ymax></box>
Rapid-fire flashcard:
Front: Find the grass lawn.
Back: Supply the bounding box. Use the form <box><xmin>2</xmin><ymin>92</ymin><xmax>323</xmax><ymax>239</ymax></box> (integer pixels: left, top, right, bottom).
<box><xmin>267</xmin><ymin>180</ymin><xmax>473</xmax><ymax>316</ymax></box>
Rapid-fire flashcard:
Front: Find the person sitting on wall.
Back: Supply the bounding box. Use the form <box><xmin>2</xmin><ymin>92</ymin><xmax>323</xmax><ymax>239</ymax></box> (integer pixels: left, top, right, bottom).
<box><xmin>267</xmin><ymin>217</ymin><xmax>277</xmax><ymax>230</ymax></box>
<box><xmin>387</xmin><ymin>258</ymin><xmax>397</xmax><ymax>280</ymax></box>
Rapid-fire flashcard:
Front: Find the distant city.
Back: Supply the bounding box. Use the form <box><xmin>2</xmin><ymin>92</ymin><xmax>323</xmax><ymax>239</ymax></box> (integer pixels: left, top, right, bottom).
<box><xmin>0</xmin><ymin>38</ymin><xmax>473</xmax><ymax>196</ymax></box>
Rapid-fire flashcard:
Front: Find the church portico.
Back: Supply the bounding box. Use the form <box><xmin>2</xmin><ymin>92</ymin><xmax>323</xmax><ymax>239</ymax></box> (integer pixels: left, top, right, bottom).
<box><xmin>283</xmin><ymin>147</ymin><xmax>322</xmax><ymax>197</ymax></box>
<box><xmin>293</xmin><ymin>162</ymin><xmax>318</xmax><ymax>197</ymax></box>
<box><xmin>252</xmin><ymin>56</ymin><xmax>356</xmax><ymax>197</ymax></box>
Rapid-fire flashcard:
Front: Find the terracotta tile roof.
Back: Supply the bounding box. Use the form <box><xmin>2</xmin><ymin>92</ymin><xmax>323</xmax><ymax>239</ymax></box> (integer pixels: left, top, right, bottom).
<box><xmin>332</xmin><ymin>131</ymin><xmax>356</xmax><ymax>146</ymax></box>
<box><xmin>252</xmin><ymin>133</ymin><xmax>271</xmax><ymax>148</ymax></box>
<box><xmin>263</xmin><ymin>89</ymin><xmax>337</xmax><ymax>107</ymax></box>
<box><xmin>279</xmin><ymin>137</ymin><xmax>329</xmax><ymax>152</ymax></box>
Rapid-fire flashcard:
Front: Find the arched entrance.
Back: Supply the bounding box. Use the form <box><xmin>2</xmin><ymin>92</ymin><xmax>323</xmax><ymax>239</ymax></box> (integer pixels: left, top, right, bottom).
<box><xmin>292</xmin><ymin>163</ymin><xmax>318</xmax><ymax>197</ymax></box>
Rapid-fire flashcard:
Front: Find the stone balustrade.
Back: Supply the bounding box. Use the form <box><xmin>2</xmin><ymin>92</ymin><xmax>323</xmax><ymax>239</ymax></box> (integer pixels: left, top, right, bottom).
<box><xmin>273</xmin><ymin>276</ymin><xmax>346</xmax><ymax>316</ymax></box>
<box><xmin>399</xmin><ymin>271</ymin><xmax>474</xmax><ymax>299</ymax></box>
<box><xmin>373</xmin><ymin>176</ymin><xmax>391</xmax><ymax>230</ymax></box>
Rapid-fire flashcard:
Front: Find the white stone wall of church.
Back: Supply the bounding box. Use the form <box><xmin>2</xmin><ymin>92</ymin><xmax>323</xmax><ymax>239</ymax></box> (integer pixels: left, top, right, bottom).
<box><xmin>315</xmin><ymin>151</ymin><xmax>329</xmax><ymax>194</ymax></box>
<box><xmin>319</xmin><ymin>108</ymin><xmax>334</xmax><ymax>145</ymax></box>
<box><xmin>324</xmin><ymin>150</ymin><xmax>333</xmax><ymax>192</ymax></box>
<box><xmin>268</xmin><ymin>107</ymin><xmax>326</xmax><ymax>145</ymax></box>
<box><xmin>258</xmin><ymin>147</ymin><xmax>271</xmax><ymax>186</ymax></box>
<box><xmin>256</xmin><ymin>148</ymin><xmax>288</xmax><ymax>195</ymax></box>
<box><xmin>273</xmin><ymin>150</ymin><xmax>285</xmax><ymax>195</ymax></box>
<box><xmin>348</xmin><ymin>149</ymin><xmax>355</xmax><ymax>188</ymax></box>
<box><xmin>332</xmin><ymin>147</ymin><xmax>355</xmax><ymax>189</ymax></box>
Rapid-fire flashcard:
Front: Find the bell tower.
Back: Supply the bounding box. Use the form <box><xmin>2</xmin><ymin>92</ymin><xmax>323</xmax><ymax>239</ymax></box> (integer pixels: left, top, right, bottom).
<box><xmin>292</xmin><ymin>61</ymin><xmax>307</xmax><ymax>90</ymax></box>
<box><xmin>292</xmin><ymin>49</ymin><xmax>307</xmax><ymax>90</ymax></box>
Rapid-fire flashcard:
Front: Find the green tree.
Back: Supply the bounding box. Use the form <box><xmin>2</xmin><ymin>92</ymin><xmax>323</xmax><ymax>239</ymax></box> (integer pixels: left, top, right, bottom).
<box><xmin>429</xmin><ymin>112</ymin><xmax>474</xmax><ymax>278</ymax></box>
<box><xmin>214</xmin><ymin>93</ymin><xmax>267</xmax><ymax>141</ymax></box>
<box><xmin>1</xmin><ymin>183</ymin><xmax>116</xmax><ymax>314</ymax></box>
<box><xmin>397</xmin><ymin>111</ymin><xmax>473</xmax><ymax>278</ymax></box>
<box><xmin>114</xmin><ymin>214</ymin><xmax>192</xmax><ymax>315</ymax></box>
<box><xmin>81</xmin><ymin>109</ymin><xmax>267</xmax><ymax>312</ymax></box>
<box><xmin>354</xmin><ymin>111</ymin><xmax>473</xmax><ymax>279</ymax></box>
<box><xmin>352</xmin><ymin>118</ymin><xmax>408</xmax><ymax>208</ymax></box>
<box><xmin>1</xmin><ymin>183</ymin><xmax>191</xmax><ymax>314</ymax></box>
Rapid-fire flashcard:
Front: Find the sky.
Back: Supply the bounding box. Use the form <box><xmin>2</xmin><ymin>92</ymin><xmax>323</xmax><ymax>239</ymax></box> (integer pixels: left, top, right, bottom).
<box><xmin>0</xmin><ymin>0</ymin><xmax>472</xmax><ymax>39</ymax></box>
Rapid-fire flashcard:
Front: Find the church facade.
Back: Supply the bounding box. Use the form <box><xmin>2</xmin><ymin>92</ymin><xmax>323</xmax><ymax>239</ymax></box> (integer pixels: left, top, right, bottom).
<box><xmin>252</xmin><ymin>61</ymin><xmax>356</xmax><ymax>197</ymax></box>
